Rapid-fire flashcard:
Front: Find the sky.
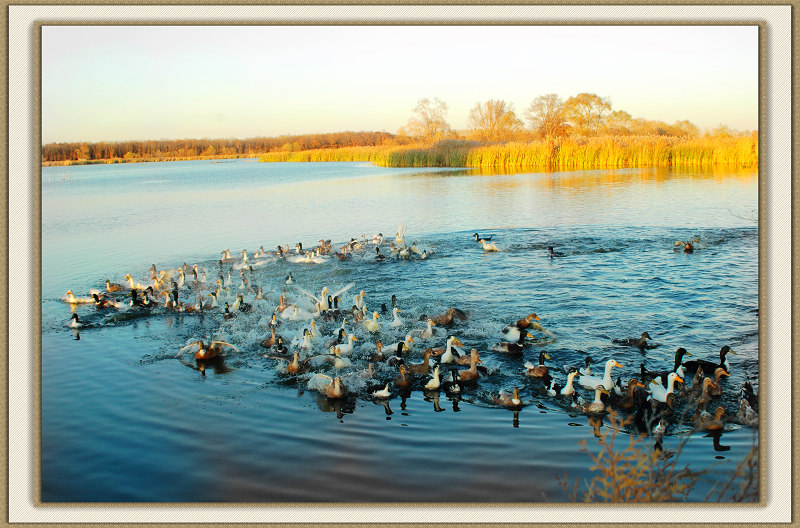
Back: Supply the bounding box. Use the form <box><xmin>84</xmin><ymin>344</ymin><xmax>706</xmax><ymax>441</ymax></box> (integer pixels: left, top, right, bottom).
<box><xmin>42</xmin><ymin>25</ymin><xmax>758</xmax><ymax>143</ymax></box>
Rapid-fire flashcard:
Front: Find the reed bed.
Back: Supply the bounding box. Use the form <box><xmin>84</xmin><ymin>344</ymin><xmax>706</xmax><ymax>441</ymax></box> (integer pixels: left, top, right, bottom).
<box><xmin>258</xmin><ymin>135</ymin><xmax>758</xmax><ymax>170</ymax></box>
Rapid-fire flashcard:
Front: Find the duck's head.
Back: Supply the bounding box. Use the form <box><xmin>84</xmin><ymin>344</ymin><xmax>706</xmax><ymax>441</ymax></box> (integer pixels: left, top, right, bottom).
<box><xmin>540</xmin><ymin>350</ymin><xmax>551</xmax><ymax>361</ymax></box>
<box><xmin>641</xmin><ymin>332</ymin><xmax>652</xmax><ymax>340</ymax></box>
<box><xmin>676</xmin><ymin>347</ymin><xmax>691</xmax><ymax>359</ymax></box>
<box><xmin>720</xmin><ymin>345</ymin><xmax>736</xmax><ymax>356</ymax></box>
<box><xmin>668</xmin><ymin>372</ymin><xmax>684</xmax><ymax>384</ymax></box>
<box><xmin>714</xmin><ymin>367</ymin><xmax>730</xmax><ymax>381</ymax></box>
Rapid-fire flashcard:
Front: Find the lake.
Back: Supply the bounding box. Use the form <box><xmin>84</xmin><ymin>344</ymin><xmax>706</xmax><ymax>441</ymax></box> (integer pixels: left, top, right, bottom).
<box><xmin>41</xmin><ymin>159</ymin><xmax>759</xmax><ymax>502</ymax></box>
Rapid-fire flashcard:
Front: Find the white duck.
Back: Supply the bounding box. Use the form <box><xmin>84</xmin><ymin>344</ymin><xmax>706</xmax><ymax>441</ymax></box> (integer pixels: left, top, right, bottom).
<box><xmin>480</xmin><ymin>239</ymin><xmax>499</xmax><ymax>252</ymax></box>
<box><xmin>424</xmin><ymin>366</ymin><xmax>441</xmax><ymax>391</ymax></box>
<box><xmin>438</xmin><ymin>336</ymin><xmax>464</xmax><ymax>364</ymax></box>
<box><xmin>649</xmin><ymin>372</ymin><xmax>684</xmax><ymax>403</ymax></box>
<box><xmin>363</xmin><ymin>311</ymin><xmax>381</xmax><ymax>333</ymax></box>
<box><xmin>389</xmin><ymin>307</ymin><xmax>404</xmax><ymax>328</ymax></box>
<box><xmin>334</xmin><ymin>334</ymin><xmax>358</xmax><ymax>356</ymax></box>
<box><xmin>578</xmin><ymin>359</ymin><xmax>623</xmax><ymax>391</ymax></box>
<box><xmin>415</xmin><ymin>319</ymin><xmax>436</xmax><ymax>339</ymax></box>
<box><xmin>372</xmin><ymin>382</ymin><xmax>391</xmax><ymax>399</ymax></box>
<box><xmin>385</xmin><ymin>334</ymin><xmax>415</xmax><ymax>356</ymax></box>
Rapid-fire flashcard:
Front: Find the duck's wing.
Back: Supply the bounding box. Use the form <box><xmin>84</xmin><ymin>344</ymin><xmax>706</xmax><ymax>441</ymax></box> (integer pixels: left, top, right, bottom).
<box><xmin>211</xmin><ymin>340</ymin><xmax>239</xmax><ymax>353</ymax></box>
<box><xmin>330</xmin><ymin>282</ymin><xmax>356</xmax><ymax>299</ymax></box>
<box><xmin>176</xmin><ymin>340</ymin><xmax>201</xmax><ymax>356</ymax></box>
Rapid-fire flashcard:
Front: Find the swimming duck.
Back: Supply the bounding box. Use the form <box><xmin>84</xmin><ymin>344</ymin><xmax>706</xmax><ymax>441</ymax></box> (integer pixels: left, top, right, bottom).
<box><xmin>375</xmin><ymin>247</ymin><xmax>386</xmax><ymax>261</ymax></box>
<box><xmin>494</xmin><ymin>387</ymin><xmax>523</xmax><ymax>409</ymax></box>
<box><xmin>123</xmin><ymin>274</ymin><xmax>148</xmax><ymax>291</ymax></box>
<box><xmin>736</xmin><ymin>383</ymin><xmax>758</xmax><ymax>426</ymax></box>
<box><xmin>430</xmin><ymin>307</ymin><xmax>468</xmax><ymax>327</ymax></box>
<box><xmin>223</xmin><ymin>302</ymin><xmax>235</xmax><ymax>320</ymax></box>
<box><xmin>325</xmin><ymin>328</ymin><xmax>346</xmax><ymax>351</ymax></box>
<box><xmin>295</xmin><ymin>328</ymin><xmax>314</xmax><ymax>350</ymax></box>
<box><xmin>105</xmin><ymin>278</ymin><xmax>125</xmax><ymax>293</ymax></box>
<box><xmin>490</xmin><ymin>336</ymin><xmax>532</xmax><ymax>357</ymax></box>
<box><xmin>394</xmin><ymin>364</ymin><xmax>412</xmax><ymax>389</ymax></box>
<box><xmin>613</xmin><ymin>379</ymin><xmax>648</xmax><ymax>410</ymax></box>
<box><xmin>330</xmin><ymin>347</ymin><xmax>352</xmax><ymax>369</ymax></box>
<box><xmin>695</xmin><ymin>406</ymin><xmax>726</xmax><ymax>431</ymax></box>
<box><xmin>236</xmin><ymin>293</ymin><xmax>252</xmax><ymax>313</ymax></box>
<box><xmin>646</xmin><ymin>348</ymin><xmax>693</xmax><ymax>385</ymax></box>
<box><xmin>648</xmin><ymin>372</ymin><xmax>684</xmax><ymax>403</ymax></box>
<box><xmin>424</xmin><ymin>365</ymin><xmax>441</xmax><ymax>391</ymax></box>
<box><xmin>91</xmin><ymin>293</ymin><xmax>120</xmax><ymax>309</ymax></box>
<box><xmin>682</xmin><ymin>345</ymin><xmax>736</xmax><ymax>374</ymax></box>
<box><xmin>64</xmin><ymin>290</ymin><xmax>93</xmax><ymax>305</ymax></box>
<box><xmin>443</xmin><ymin>370</ymin><xmax>462</xmax><ymax>395</ymax></box>
<box><xmin>276</xmin><ymin>351</ymin><xmax>315</xmax><ymax>375</ymax></box>
<box><xmin>372</xmin><ymin>382</ymin><xmax>392</xmax><ymax>399</ymax></box>
<box><xmin>388</xmin><ymin>307</ymin><xmax>404</xmax><ymax>328</ymax></box>
<box><xmin>473</xmin><ymin>232</ymin><xmax>492</xmax><ymax>242</ymax></box>
<box><xmin>334</xmin><ymin>334</ymin><xmax>358</xmax><ymax>356</ymax></box>
<box><xmin>316</xmin><ymin>374</ymin><xmax>348</xmax><ymax>399</ymax></box>
<box><xmin>414</xmin><ymin>319</ymin><xmax>437</xmax><ymax>339</ymax></box>
<box><xmin>480</xmin><ymin>239</ymin><xmax>499</xmax><ymax>252</ymax></box>
<box><xmin>406</xmin><ymin>348</ymin><xmax>435</xmax><ymax>375</ymax></box>
<box><xmin>675</xmin><ymin>237</ymin><xmax>700</xmax><ymax>253</ymax></box>
<box><xmin>576</xmin><ymin>385</ymin><xmax>610</xmax><ymax>415</ymax></box>
<box><xmin>180</xmin><ymin>340</ymin><xmax>239</xmax><ymax>360</ymax></box>
<box><xmin>523</xmin><ymin>350</ymin><xmax>551</xmax><ymax>378</ymax></box>
<box><xmin>435</xmin><ymin>336</ymin><xmax>464</xmax><ymax>364</ymax></box>
<box><xmin>613</xmin><ymin>331</ymin><xmax>653</xmax><ymax>350</ymax></box>
<box><xmin>578</xmin><ymin>356</ymin><xmax>594</xmax><ymax>376</ymax></box>
<box><xmin>705</xmin><ymin>367</ymin><xmax>730</xmax><ymax>397</ymax></box>
<box><xmin>578</xmin><ymin>359</ymin><xmax>623</xmax><ymax>391</ymax></box>
<box><xmin>457</xmin><ymin>353</ymin><xmax>483</xmax><ymax>382</ymax></box>
<box><xmin>68</xmin><ymin>312</ymin><xmax>84</xmax><ymax>328</ymax></box>
<box><xmin>260</xmin><ymin>327</ymin><xmax>279</xmax><ymax>349</ymax></box>
<box><xmin>501</xmin><ymin>318</ymin><xmax>536</xmax><ymax>343</ymax></box>
<box><xmin>558</xmin><ymin>369</ymin><xmax>580</xmax><ymax>396</ymax></box>
<box><xmin>547</xmin><ymin>246</ymin><xmax>565</xmax><ymax>258</ymax></box>
<box><xmin>363</xmin><ymin>311</ymin><xmax>381</xmax><ymax>333</ymax></box>
<box><xmin>395</xmin><ymin>223</ymin><xmax>407</xmax><ymax>245</ymax></box>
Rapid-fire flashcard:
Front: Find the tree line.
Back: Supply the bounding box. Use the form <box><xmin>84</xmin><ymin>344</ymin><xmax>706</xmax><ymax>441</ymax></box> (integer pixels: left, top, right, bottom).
<box><xmin>399</xmin><ymin>93</ymin><xmax>750</xmax><ymax>144</ymax></box>
<box><xmin>42</xmin><ymin>131</ymin><xmax>399</xmax><ymax>163</ymax></box>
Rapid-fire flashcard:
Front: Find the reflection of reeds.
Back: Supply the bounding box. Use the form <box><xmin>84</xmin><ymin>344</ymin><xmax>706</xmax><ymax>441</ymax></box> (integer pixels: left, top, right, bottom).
<box><xmin>259</xmin><ymin>135</ymin><xmax>758</xmax><ymax>169</ymax></box>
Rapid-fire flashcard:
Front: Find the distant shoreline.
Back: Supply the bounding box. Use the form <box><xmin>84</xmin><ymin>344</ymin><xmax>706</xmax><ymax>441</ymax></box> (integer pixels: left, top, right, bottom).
<box><xmin>42</xmin><ymin>154</ymin><xmax>259</xmax><ymax>167</ymax></box>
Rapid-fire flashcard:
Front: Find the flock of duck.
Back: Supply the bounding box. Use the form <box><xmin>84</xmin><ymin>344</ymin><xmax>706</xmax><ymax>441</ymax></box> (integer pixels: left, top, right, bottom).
<box><xmin>62</xmin><ymin>224</ymin><xmax>758</xmax><ymax>442</ymax></box>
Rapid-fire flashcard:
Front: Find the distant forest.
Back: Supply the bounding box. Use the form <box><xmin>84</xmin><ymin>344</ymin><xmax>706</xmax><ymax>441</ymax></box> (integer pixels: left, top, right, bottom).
<box><xmin>41</xmin><ymin>131</ymin><xmax>400</xmax><ymax>164</ymax></box>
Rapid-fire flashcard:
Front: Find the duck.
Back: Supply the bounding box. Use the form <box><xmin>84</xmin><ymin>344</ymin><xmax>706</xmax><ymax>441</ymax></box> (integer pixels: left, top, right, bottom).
<box><xmin>456</xmin><ymin>348</ymin><xmax>480</xmax><ymax>367</ymax></box>
<box><xmin>414</xmin><ymin>319</ymin><xmax>437</xmax><ymax>339</ymax></box>
<box><xmin>334</xmin><ymin>334</ymin><xmax>358</xmax><ymax>356</ymax></box>
<box><xmin>316</xmin><ymin>374</ymin><xmax>348</xmax><ymax>399</ymax></box>
<box><xmin>123</xmin><ymin>274</ymin><xmax>148</xmax><ymax>291</ymax></box>
<box><xmin>394</xmin><ymin>364</ymin><xmax>412</xmax><ymax>389</ymax></box>
<box><xmin>91</xmin><ymin>293</ymin><xmax>120</xmax><ymax>309</ymax></box>
<box><xmin>385</xmin><ymin>334</ymin><xmax>415</xmax><ymax>357</ymax></box>
<box><xmin>523</xmin><ymin>350</ymin><xmax>551</xmax><ymax>378</ymax></box>
<box><xmin>646</xmin><ymin>348</ymin><xmax>693</xmax><ymax>384</ymax></box>
<box><xmin>105</xmin><ymin>278</ymin><xmax>125</xmax><ymax>293</ymax></box>
<box><xmin>682</xmin><ymin>345</ymin><xmax>736</xmax><ymax>374</ymax></box>
<box><xmin>370</xmin><ymin>341</ymin><xmax>386</xmax><ymax>362</ymax></box>
<box><xmin>294</xmin><ymin>328</ymin><xmax>314</xmax><ymax>350</ymax></box>
<box><xmin>372</xmin><ymin>382</ymin><xmax>392</xmax><ymax>399</ymax></box>
<box><xmin>737</xmin><ymin>384</ymin><xmax>758</xmax><ymax>426</ymax></box>
<box><xmin>705</xmin><ymin>367</ymin><xmax>730</xmax><ymax>397</ymax></box>
<box><xmin>490</xmin><ymin>337</ymin><xmax>531</xmax><ymax>357</ymax></box>
<box><xmin>576</xmin><ymin>385</ymin><xmax>610</xmax><ymax>415</ymax></box>
<box><xmin>63</xmin><ymin>290</ymin><xmax>93</xmax><ymax>305</ymax></box>
<box><xmin>436</xmin><ymin>335</ymin><xmax>464</xmax><ymax>364</ymax></box>
<box><xmin>442</xmin><ymin>370</ymin><xmax>462</xmax><ymax>395</ymax></box>
<box><xmin>613</xmin><ymin>331</ymin><xmax>653</xmax><ymax>350</ymax></box>
<box><xmin>375</xmin><ymin>247</ymin><xmax>386</xmax><ymax>261</ymax></box>
<box><xmin>547</xmin><ymin>246</ymin><xmax>565</xmax><ymax>258</ymax></box>
<box><xmin>494</xmin><ymin>387</ymin><xmax>523</xmax><ymax>409</ymax></box>
<box><xmin>180</xmin><ymin>340</ymin><xmax>239</xmax><ymax>361</ymax></box>
<box><xmin>388</xmin><ymin>307</ymin><xmax>404</xmax><ymax>328</ymax></box>
<box><xmin>223</xmin><ymin>302</ymin><xmax>236</xmax><ymax>320</ymax></box>
<box><xmin>473</xmin><ymin>232</ymin><xmax>492</xmax><ymax>242</ymax></box>
<box><xmin>501</xmin><ymin>318</ymin><xmax>536</xmax><ymax>343</ymax></box>
<box><xmin>578</xmin><ymin>359</ymin><xmax>623</xmax><ymax>391</ymax></box>
<box><xmin>695</xmin><ymin>406</ymin><xmax>726</xmax><ymax>431</ymax></box>
<box><xmin>458</xmin><ymin>353</ymin><xmax>483</xmax><ymax>382</ymax></box>
<box><xmin>675</xmin><ymin>237</ymin><xmax>700</xmax><ymax>253</ymax></box>
<box><xmin>203</xmin><ymin>291</ymin><xmax>218</xmax><ymax>311</ymax></box>
<box><xmin>558</xmin><ymin>369</ymin><xmax>580</xmax><ymax>396</ymax></box>
<box><xmin>260</xmin><ymin>327</ymin><xmax>279</xmax><ymax>349</ymax></box>
<box><xmin>67</xmin><ymin>312</ymin><xmax>84</xmax><ymax>328</ymax></box>
<box><xmin>648</xmin><ymin>372</ymin><xmax>684</xmax><ymax>403</ymax></box>
<box><xmin>578</xmin><ymin>356</ymin><xmax>593</xmax><ymax>376</ymax></box>
<box><xmin>406</xmin><ymin>348</ymin><xmax>435</xmax><ymax>375</ymax></box>
<box><xmin>330</xmin><ymin>347</ymin><xmax>352</xmax><ymax>369</ymax></box>
<box><xmin>285</xmin><ymin>273</ymin><xmax>295</xmax><ymax>285</ymax></box>
<box><xmin>424</xmin><ymin>365</ymin><xmax>441</xmax><ymax>391</ymax></box>
<box><xmin>613</xmin><ymin>379</ymin><xmax>648</xmax><ymax>410</ymax></box>
<box><xmin>480</xmin><ymin>239</ymin><xmax>499</xmax><ymax>252</ymax></box>
<box><xmin>236</xmin><ymin>293</ymin><xmax>252</xmax><ymax>313</ymax></box>
<box><xmin>395</xmin><ymin>223</ymin><xmax>407</xmax><ymax>245</ymax></box>
<box><xmin>363</xmin><ymin>311</ymin><xmax>381</xmax><ymax>333</ymax></box>
<box><xmin>275</xmin><ymin>351</ymin><xmax>315</xmax><ymax>375</ymax></box>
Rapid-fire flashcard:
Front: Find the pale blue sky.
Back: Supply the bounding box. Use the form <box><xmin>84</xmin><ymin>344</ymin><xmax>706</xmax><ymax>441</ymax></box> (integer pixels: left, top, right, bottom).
<box><xmin>42</xmin><ymin>25</ymin><xmax>758</xmax><ymax>143</ymax></box>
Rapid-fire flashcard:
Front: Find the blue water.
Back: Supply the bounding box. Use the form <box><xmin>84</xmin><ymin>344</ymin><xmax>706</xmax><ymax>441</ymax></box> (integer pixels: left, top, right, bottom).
<box><xmin>41</xmin><ymin>160</ymin><xmax>759</xmax><ymax>502</ymax></box>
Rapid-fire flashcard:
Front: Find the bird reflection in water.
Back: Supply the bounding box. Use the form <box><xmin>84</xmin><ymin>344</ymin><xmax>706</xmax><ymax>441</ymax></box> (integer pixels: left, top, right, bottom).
<box><xmin>707</xmin><ymin>431</ymin><xmax>731</xmax><ymax>452</ymax></box>
<box><xmin>423</xmin><ymin>391</ymin><xmax>444</xmax><ymax>412</ymax></box>
<box><xmin>589</xmin><ymin>415</ymin><xmax>604</xmax><ymax>437</ymax></box>
<box><xmin>71</xmin><ymin>329</ymin><xmax>81</xmax><ymax>341</ymax></box>
<box><xmin>372</xmin><ymin>398</ymin><xmax>393</xmax><ymax>418</ymax></box>
<box><xmin>177</xmin><ymin>355</ymin><xmax>233</xmax><ymax>377</ymax></box>
<box><xmin>512</xmin><ymin>410</ymin><xmax>520</xmax><ymax>428</ymax></box>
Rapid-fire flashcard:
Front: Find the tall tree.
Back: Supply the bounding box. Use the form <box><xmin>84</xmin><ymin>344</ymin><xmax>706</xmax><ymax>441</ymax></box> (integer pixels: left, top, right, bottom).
<box><xmin>401</xmin><ymin>97</ymin><xmax>452</xmax><ymax>143</ymax></box>
<box><xmin>563</xmin><ymin>93</ymin><xmax>611</xmax><ymax>136</ymax></box>
<box><xmin>525</xmin><ymin>93</ymin><xmax>567</xmax><ymax>139</ymax></box>
<box><xmin>467</xmin><ymin>99</ymin><xmax>524</xmax><ymax>142</ymax></box>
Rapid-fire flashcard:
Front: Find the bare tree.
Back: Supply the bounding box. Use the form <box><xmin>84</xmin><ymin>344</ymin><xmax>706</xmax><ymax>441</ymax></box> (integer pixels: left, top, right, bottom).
<box><xmin>467</xmin><ymin>99</ymin><xmax>524</xmax><ymax>142</ymax></box>
<box><xmin>400</xmin><ymin>97</ymin><xmax>452</xmax><ymax>143</ymax></box>
<box><xmin>525</xmin><ymin>94</ymin><xmax>568</xmax><ymax>139</ymax></box>
<box><xmin>563</xmin><ymin>93</ymin><xmax>612</xmax><ymax>136</ymax></box>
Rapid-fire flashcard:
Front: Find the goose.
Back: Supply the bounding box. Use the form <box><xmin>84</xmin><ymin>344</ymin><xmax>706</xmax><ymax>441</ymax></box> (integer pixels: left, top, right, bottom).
<box><xmin>424</xmin><ymin>365</ymin><xmax>441</xmax><ymax>391</ymax></box>
<box><xmin>523</xmin><ymin>350</ymin><xmax>551</xmax><ymax>378</ymax></box>
<box><xmin>578</xmin><ymin>359</ymin><xmax>623</xmax><ymax>390</ymax></box>
<box><xmin>682</xmin><ymin>345</ymin><xmax>736</xmax><ymax>374</ymax></box>
<box><xmin>494</xmin><ymin>387</ymin><xmax>523</xmax><ymax>409</ymax></box>
<box><xmin>388</xmin><ymin>307</ymin><xmax>404</xmax><ymax>328</ymax></box>
<box><xmin>648</xmin><ymin>372</ymin><xmax>684</xmax><ymax>403</ymax></box>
